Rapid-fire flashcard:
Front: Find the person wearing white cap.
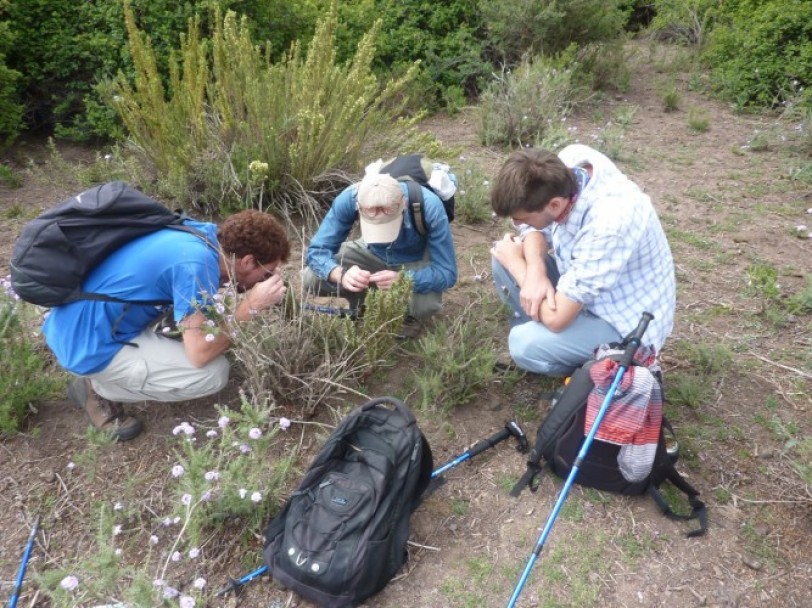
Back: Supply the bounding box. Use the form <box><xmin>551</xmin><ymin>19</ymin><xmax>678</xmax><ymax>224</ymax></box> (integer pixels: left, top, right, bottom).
<box><xmin>302</xmin><ymin>171</ymin><xmax>457</xmax><ymax>322</ymax></box>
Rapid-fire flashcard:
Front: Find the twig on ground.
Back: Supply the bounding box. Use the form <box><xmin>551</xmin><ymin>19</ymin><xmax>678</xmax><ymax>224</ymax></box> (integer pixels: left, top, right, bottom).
<box><xmin>748</xmin><ymin>352</ymin><xmax>812</xmax><ymax>380</ymax></box>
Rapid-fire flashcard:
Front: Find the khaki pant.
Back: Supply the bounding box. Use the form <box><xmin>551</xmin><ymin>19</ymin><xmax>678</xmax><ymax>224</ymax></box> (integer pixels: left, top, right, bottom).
<box><xmin>85</xmin><ymin>330</ymin><xmax>230</xmax><ymax>403</ymax></box>
<box><xmin>301</xmin><ymin>240</ymin><xmax>442</xmax><ymax>320</ymax></box>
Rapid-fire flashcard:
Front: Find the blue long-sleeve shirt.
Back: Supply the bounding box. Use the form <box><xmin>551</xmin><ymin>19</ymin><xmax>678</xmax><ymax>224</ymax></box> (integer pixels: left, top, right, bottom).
<box><xmin>305</xmin><ymin>182</ymin><xmax>457</xmax><ymax>294</ymax></box>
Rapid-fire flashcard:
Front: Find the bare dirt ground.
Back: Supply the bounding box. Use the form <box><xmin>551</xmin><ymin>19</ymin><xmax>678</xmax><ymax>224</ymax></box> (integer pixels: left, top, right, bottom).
<box><xmin>1</xmin><ymin>43</ymin><xmax>810</xmax><ymax>607</ymax></box>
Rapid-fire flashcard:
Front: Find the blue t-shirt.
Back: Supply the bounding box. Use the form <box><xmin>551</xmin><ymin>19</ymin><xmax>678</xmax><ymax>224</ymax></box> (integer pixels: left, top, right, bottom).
<box><xmin>42</xmin><ymin>220</ymin><xmax>220</xmax><ymax>374</ymax></box>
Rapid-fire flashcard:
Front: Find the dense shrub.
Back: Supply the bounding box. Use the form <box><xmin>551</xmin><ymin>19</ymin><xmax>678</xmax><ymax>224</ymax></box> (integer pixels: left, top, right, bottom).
<box><xmin>648</xmin><ymin>0</ymin><xmax>719</xmax><ymax>47</ymax></box>
<box><xmin>703</xmin><ymin>0</ymin><xmax>812</xmax><ymax>109</ymax></box>
<box><xmin>477</xmin><ymin>48</ymin><xmax>584</xmax><ymax>147</ymax></box>
<box><xmin>479</xmin><ymin>0</ymin><xmax>633</xmax><ymax>68</ymax></box>
<box><xmin>114</xmin><ymin>2</ymin><xmax>426</xmax><ymax>215</ymax></box>
<box><xmin>1</xmin><ymin>281</ymin><xmax>61</xmax><ymax>433</ymax></box>
<box><xmin>2</xmin><ymin>0</ymin><xmax>314</xmax><ymax>140</ymax></box>
<box><xmin>0</xmin><ymin>4</ymin><xmax>22</xmax><ymax>144</ymax></box>
<box><xmin>369</xmin><ymin>0</ymin><xmax>491</xmax><ymax>110</ymax></box>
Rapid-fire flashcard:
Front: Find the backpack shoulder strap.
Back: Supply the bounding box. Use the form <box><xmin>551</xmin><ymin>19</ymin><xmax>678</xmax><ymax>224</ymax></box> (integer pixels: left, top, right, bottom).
<box><xmin>402</xmin><ymin>179</ymin><xmax>427</xmax><ymax>237</ymax></box>
<box><xmin>648</xmin><ymin>439</ymin><xmax>708</xmax><ymax>537</ymax></box>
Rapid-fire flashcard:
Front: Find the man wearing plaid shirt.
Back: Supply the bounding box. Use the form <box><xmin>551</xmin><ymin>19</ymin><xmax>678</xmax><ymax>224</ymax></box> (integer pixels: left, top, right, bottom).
<box><xmin>490</xmin><ymin>144</ymin><xmax>675</xmax><ymax>376</ymax></box>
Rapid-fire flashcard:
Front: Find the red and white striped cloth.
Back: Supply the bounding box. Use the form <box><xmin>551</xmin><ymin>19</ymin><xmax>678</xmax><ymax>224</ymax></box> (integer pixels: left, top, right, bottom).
<box><xmin>585</xmin><ymin>348</ymin><xmax>663</xmax><ymax>482</ymax></box>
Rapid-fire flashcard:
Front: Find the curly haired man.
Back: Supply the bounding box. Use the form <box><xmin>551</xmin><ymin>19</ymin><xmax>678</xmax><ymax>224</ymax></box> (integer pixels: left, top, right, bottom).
<box><xmin>43</xmin><ymin>209</ymin><xmax>291</xmax><ymax>441</ymax></box>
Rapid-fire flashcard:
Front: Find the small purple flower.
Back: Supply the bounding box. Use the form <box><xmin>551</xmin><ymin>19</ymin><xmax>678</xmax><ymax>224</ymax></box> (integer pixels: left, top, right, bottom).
<box><xmin>113</xmin><ymin>501</ymin><xmax>123</xmax><ymax>511</ymax></box>
<box><xmin>201</xmin><ymin>490</ymin><xmax>213</xmax><ymax>502</ymax></box>
<box><xmin>218</xmin><ymin>415</ymin><xmax>230</xmax><ymax>428</ymax></box>
<box><xmin>206</xmin><ymin>430</ymin><xmax>218</xmax><ymax>438</ymax></box>
<box><xmin>251</xmin><ymin>491</ymin><xmax>262</xmax><ymax>503</ymax></box>
<box><xmin>171</xmin><ymin>551</ymin><xmax>182</xmax><ymax>562</ymax></box>
<box><xmin>60</xmin><ymin>575</ymin><xmax>79</xmax><ymax>591</ymax></box>
<box><xmin>204</xmin><ymin>470</ymin><xmax>219</xmax><ymax>481</ymax></box>
<box><xmin>188</xmin><ymin>547</ymin><xmax>200</xmax><ymax>559</ymax></box>
<box><xmin>239</xmin><ymin>444</ymin><xmax>252</xmax><ymax>454</ymax></box>
<box><xmin>171</xmin><ymin>464</ymin><xmax>185</xmax><ymax>478</ymax></box>
<box><xmin>180</xmin><ymin>596</ymin><xmax>196</xmax><ymax>608</ymax></box>
<box><xmin>112</xmin><ymin>524</ymin><xmax>122</xmax><ymax>536</ymax></box>
<box><xmin>153</xmin><ymin>578</ymin><xmax>164</xmax><ymax>588</ymax></box>
<box><xmin>193</xmin><ymin>577</ymin><xmax>206</xmax><ymax>589</ymax></box>
<box><xmin>115</xmin><ymin>548</ymin><xmax>123</xmax><ymax>556</ymax></box>
<box><xmin>162</xmin><ymin>517</ymin><xmax>173</xmax><ymax>527</ymax></box>
<box><xmin>66</xmin><ymin>462</ymin><xmax>76</xmax><ymax>470</ymax></box>
<box><xmin>204</xmin><ymin>333</ymin><xmax>216</xmax><ymax>343</ymax></box>
<box><xmin>249</xmin><ymin>427</ymin><xmax>262</xmax><ymax>440</ymax></box>
<box><xmin>163</xmin><ymin>586</ymin><xmax>179</xmax><ymax>599</ymax></box>
<box><xmin>279</xmin><ymin>417</ymin><xmax>291</xmax><ymax>430</ymax></box>
<box><xmin>172</xmin><ymin>422</ymin><xmax>195</xmax><ymax>436</ymax></box>
<box><xmin>181</xmin><ymin>493</ymin><xmax>193</xmax><ymax>506</ymax></box>
<box><xmin>149</xmin><ymin>535</ymin><xmax>159</xmax><ymax>545</ymax></box>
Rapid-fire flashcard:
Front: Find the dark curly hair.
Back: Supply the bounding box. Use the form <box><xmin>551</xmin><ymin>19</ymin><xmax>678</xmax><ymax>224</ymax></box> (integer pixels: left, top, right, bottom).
<box><xmin>218</xmin><ymin>210</ymin><xmax>291</xmax><ymax>264</ymax></box>
<box><xmin>490</xmin><ymin>149</ymin><xmax>577</xmax><ymax>217</ymax></box>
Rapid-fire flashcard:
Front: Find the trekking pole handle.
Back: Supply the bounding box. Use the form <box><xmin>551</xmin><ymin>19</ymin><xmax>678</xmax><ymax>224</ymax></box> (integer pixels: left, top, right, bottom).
<box><xmin>620</xmin><ymin>312</ymin><xmax>653</xmax><ymax>368</ymax></box>
<box><xmin>467</xmin><ymin>427</ymin><xmax>510</xmax><ymax>458</ymax></box>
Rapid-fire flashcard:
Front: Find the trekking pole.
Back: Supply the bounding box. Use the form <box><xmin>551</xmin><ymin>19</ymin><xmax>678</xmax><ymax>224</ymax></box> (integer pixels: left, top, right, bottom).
<box><xmin>432</xmin><ymin>420</ymin><xmax>528</xmax><ymax>479</ymax></box>
<box><xmin>506</xmin><ymin>312</ymin><xmax>653</xmax><ymax>608</ymax></box>
<box><xmin>216</xmin><ymin>565</ymin><xmax>268</xmax><ymax>596</ymax></box>
<box><xmin>219</xmin><ymin>421</ymin><xmax>529</xmax><ymax>597</ymax></box>
<box><xmin>301</xmin><ymin>303</ymin><xmax>358</xmax><ymax>319</ymax></box>
<box><xmin>8</xmin><ymin>515</ymin><xmax>39</xmax><ymax>608</ymax></box>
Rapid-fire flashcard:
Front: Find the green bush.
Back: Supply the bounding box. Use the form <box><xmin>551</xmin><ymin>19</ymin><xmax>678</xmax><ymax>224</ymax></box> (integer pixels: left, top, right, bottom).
<box><xmin>369</xmin><ymin>0</ymin><xmax>491</xmax><ymax>109</ymax></box>
<box><xmin>114</xmin><ymin>2</ymin><xmax>426</xmax><ymax>214</ymax></box>
<box><xmin>648</xmin><ymin>0</ymin><xmax>719</xmax><ymax>47</ymax></box>
<box><xmin>479</xmin><ymin>0</ymin><xmax>632</xmax><ymax>68</ymax></box>
<box><xmin>703</xmin><ymin>0</ymin><xmax>812</xmax><ymax>110</ymax></box>
<box><xmin>1</xmin><ymin>281</ymin><xmax>61</xmax><ymax>433</ymax></box>
<box><xmin>477</xmin><ymin>48</ymin><xmax>583</xmax><ymax>147</ymax></box>
<box><xmin>2</xmin><ymin>0</ymin><xmax>315</xmax><ymax>141</ymax></box>
<box><xmin>0</xmin><ymin>2</ymin><xmax>22</xmax><ymax>144</ymax></box>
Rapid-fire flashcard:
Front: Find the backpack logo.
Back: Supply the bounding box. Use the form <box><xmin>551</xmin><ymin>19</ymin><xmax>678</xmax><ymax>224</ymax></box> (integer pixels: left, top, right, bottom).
<box><xmin>331</xmin><ymin>495</ymin><xmax>349</xmax><ymax>506</ymax></box>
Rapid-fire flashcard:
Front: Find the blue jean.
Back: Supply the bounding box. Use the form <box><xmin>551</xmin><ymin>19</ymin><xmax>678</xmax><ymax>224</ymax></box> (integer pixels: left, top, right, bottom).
<box><xmin>491</xmin><ymin>255</ymin><xmax>622</xmax><ymax>376</ymax></box>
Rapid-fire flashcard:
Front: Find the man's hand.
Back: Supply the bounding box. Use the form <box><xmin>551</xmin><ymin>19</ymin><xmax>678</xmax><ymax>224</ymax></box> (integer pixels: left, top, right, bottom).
<box><xmin>245</xmin><ymin>274</ymin><xmax>287</xmax><ymax>312</ymax></box>
<box><xmin>369</xmin><ymin>269</ymin><xmax>399</xmax><ymax>290</ymax></box>
<box><xmin>490</xmin><ymin>233</ymin><xmax>524</xmax><ymax>267</ymax></box>
<box><xmin>520</xmin><ymin>273</ymin><xmax>556</xmax><ymax>321</ymax></box>
<box><xmin>340</xmin><ymin>265</ymin><xmax>371</xmax><ymax>292</ymax></box>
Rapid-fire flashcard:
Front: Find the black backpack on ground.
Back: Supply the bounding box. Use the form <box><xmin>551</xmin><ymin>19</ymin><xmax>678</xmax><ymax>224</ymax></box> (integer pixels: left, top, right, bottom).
<box><xmin>263</xmin><ymin>397</ymin><xmax>433</xmax><ymax>608</ymax></box>
<box><xmin>380</xmin><ymin>154</ymin><xmax>455</xmax><ymax>236</ymax></box>
<box><xmin>10</xmin><ymin>181</ymin><xmax>208</xmax><ymax>307</ymax></box>
<box><xmin>511</xmin><ymin>358</ymin><xmax>707</xmax><ymax>538</ymax></box>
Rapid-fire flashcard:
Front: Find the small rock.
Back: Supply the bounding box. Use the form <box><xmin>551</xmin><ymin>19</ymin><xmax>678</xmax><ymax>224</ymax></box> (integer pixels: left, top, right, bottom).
<box><xmin>742</xmin><ymin>556</ymin><xmax>763</xmax><ymax>571</ymax></box>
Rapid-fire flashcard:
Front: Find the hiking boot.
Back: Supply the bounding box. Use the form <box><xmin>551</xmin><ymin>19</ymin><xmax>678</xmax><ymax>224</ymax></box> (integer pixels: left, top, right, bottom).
<box><xmin>493</xmin><ymin>351</ymin><xmax>515</xmax><ymax>372</ymax></box>
<box><xmin>67</xmin><ymin>378</ymin><xmax>143</xmax><ymax>441</ymax></box>
<box><xmin>395</xmin><ymin>315</ymin><xmax>423</xmax><ymax>341</ymax></box>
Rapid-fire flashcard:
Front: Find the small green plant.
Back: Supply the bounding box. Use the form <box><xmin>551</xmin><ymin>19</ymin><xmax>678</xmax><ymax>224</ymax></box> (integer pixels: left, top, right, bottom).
<box><xmin>662</xmin><ymin>81</ymin><xmax>681</xmax><ymax>112</ymax></box>
<box><xmin>745</xmin><ymin>263</ymin><xmax>781</xmax><ymax>301</ymax></box>
<box><xmin>0</xmin><ymin>162</ymin><xmax>22</xmax><ymax>187</ymax></box>
<box><xmin>454</xmin><ymin>160</ymin><xmax>494</xmax><ymax>224</ymax></box>
<box><xmin>745</xmin><ymin>131</ymin><xmax>771</xmax><ymax>152</ymax></box>
<box><xmin>665</xmin><ymin>372</ymin><xmax>709</xmax><ymax>408</ymax></box>
<box><xmin>0</xmin><ymin>277</ymin><xmax>62</xmax><ymax>433</ymax></box>
<box><xmin>687</xmin><ymin>106</ymin><xmax>710</xmax><ymax>132</ymax></box>
<box><xmin>410</xmin><ymin>300</ymin><xmax>501</xmax><ymax>414</ymax></box>
<box><xmin>787</xmin><ymin>276</ymin><xmax>812</xmax><ymax>314</ymax></box>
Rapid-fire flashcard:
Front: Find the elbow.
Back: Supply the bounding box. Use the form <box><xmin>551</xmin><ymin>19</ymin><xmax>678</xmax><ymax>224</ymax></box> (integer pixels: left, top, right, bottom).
<box><xmin>187</xmin><ymin>352</ymin><xmax>210</xmax><ymax>369</ymax></box>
